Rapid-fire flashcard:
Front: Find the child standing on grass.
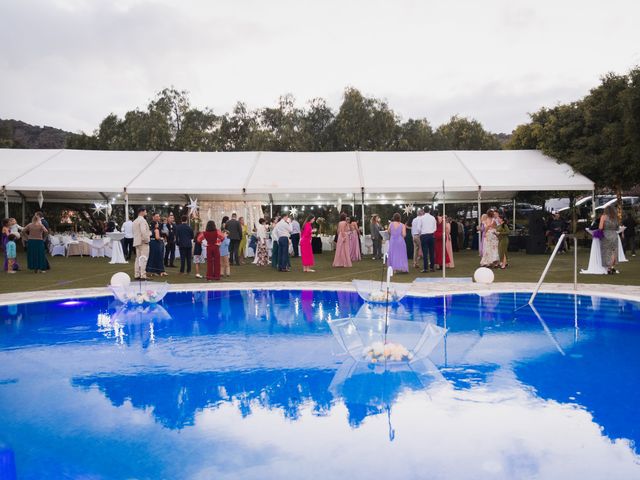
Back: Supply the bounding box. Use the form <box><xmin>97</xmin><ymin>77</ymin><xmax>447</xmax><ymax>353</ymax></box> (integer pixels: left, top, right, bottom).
<box><xmin>193</xmin><ymin>230</ymin><xmax>205</xmax><ymax>279</ymax></box>
<box><xmin>6</xmin><ymin>234</ymin><xmax>17</xmax><ymax>273</ymax></box>
<box><xmin>219</xmin><ymin>231</ymin><xmax>231</xmax><ymax>277</ymax></box>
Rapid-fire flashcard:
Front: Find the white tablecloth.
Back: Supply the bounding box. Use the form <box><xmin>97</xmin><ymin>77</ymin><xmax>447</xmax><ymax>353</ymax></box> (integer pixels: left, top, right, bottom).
<box><xmin>320</xmin><ymin>235</ymin><xmax>334</xmax><ymax>252</ymax></box>
<box><xmin>106</xmin><ymin>232</ymin><xmax>127</xmax><ymax>264</ymax></box>
<box><xmin>581</xmin><ymin>228</ymin><xmax>627</xmax><ymax>274</ymax></box>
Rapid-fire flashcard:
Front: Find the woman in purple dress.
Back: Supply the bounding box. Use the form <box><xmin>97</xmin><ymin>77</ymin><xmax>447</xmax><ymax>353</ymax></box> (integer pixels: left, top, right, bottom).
<box><xmin>387</xmin><ymin>213</ymin><xmax>408</xmax><ymax>273</ymax></box>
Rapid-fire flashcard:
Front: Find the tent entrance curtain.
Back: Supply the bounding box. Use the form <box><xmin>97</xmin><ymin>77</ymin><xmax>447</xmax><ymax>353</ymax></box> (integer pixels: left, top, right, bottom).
<box><xmin>199</xmin><ymin>201</ymin><xmax>265</xmax><ymax>230</ymax></box>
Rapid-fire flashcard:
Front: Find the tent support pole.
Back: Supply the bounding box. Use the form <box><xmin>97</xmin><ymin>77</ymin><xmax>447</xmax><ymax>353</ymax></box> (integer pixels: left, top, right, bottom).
<box><xmin>591</xmin><ymin>189</ymin><xmax>596</xmax><ymax>220</ymax></box>
<box><xmin>21</xmin><ymin>194</ymin><xmax>26</xmax><ymax>226</ymax></box>
<box><xmin>477</xmin><ymin>187</ymin><xmax>482</xmax><ymax>252</ymax></box>
<box><xmin>99</xmin><ymin>192</ymin><xmax>109</xmax><ymax>222</ymax></box>
<box><xmin>360</xmin><ymin>188</ymin><xmax>365</xmax><ymax>244</ymax></box>
<box><xmin>124</xmin><ymin>191</ymin><xmax>129</xmax><ymax>221</ymax></box>
<box><xmin>352</xmin><ymin>194</ymin><xmax>355</xmax><ymax>219</ymax></box>
<box><xmin>512</xmin><ymin>198</ymin><xmax>516</xmax><ymax>227</ymax></box>
<box><xmin>442</xmin><ymin>180</ymin><xmax>446</xmax><ymax>279</ymax></box>
<box><xmin>2</xmin><ymin>188</ymin><xmax>8</xmax><ymax>219</ymax></box>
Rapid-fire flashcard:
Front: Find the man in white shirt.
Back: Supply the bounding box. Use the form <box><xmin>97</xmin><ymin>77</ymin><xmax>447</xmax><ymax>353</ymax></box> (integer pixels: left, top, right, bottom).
<box><xmin>419</xmin><ymin>208</ymin><xmax>437</xmax><ymax>272</ymax></box>
<box><xmin>121</xmin><ymin>218</ymin><xmax>134</xmax><ymax>261</ymax></box>
<box><xmin>411</xmin><ymin>209</ymin><xmax>424</xmax><ymax>269</ymax></box>
<box><xmin>290</xmin><ymin>217</ymin><xmax>301</xmax><ymax>257</ymax></box>
<box><xmin>274</xmin><ymin>214</ymin><xmax>292</xmax><ymax>272</ymax></box>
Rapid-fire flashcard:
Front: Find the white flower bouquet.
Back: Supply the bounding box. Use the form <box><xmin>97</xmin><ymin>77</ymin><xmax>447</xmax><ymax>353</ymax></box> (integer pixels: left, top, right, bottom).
<box><xmin>352</xmin><ymin>280</ymin><xmax>411</xmax><ymax>304</ymax></box>
<box><xmin>363</xmin><ymin>341</ymin><xmax>413</xmax><ymax>362</ymax></box>
<box><xmin>329</xmin><ymin>316</ymin><xmax>447</xmax><ymax>364</ymax></box>
<box><xmin>110</xmin><ymin>281</ymin><xmax>169</xmax><ymax>305</ymax></box>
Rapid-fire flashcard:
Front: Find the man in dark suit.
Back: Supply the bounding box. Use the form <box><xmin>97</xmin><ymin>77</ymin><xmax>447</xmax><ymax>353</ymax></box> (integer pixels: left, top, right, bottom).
<box><xmin>163</xmin><ymin>213</ymin><xmax>177</xmax><ymax>267</ymax></box>
<box><xmin>175</xmin><ymin>215</ymin><xmax>194</xmax><ymax>274</ymax></box>
<box><xmin>225</xmin><ymin>213</ymin><xmax>243</xmax><ymax>266</ymax></box>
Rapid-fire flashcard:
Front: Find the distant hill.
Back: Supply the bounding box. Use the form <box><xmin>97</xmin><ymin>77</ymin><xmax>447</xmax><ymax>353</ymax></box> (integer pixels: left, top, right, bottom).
<box><xmin>0</xmin><ymin>119</ymin><xmax>72</xmax><ymax>149</ymax></box>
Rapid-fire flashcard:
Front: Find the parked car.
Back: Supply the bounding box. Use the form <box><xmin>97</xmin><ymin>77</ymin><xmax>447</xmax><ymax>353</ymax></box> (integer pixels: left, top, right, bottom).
<box><xmin>596</xmin><ymin>196</ymin><xmax>640</xmax><ymax>211</ymax></box>
<box><xmin>500</xmin><ymin>202</ymin><xmax>543</xmax><ymax>216</ymax></box>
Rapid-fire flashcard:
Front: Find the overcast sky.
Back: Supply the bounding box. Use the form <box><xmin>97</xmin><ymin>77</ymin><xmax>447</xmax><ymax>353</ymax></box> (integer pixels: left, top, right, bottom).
<box><xmin>1</xmin><ymin>0</ymin><xmax>639</xmax><ymax>134</ymax></box>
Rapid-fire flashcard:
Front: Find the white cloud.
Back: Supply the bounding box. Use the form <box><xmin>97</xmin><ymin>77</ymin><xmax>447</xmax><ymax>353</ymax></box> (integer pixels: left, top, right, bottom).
<box><xmin>0</xmin><ymin>0</ymin><xmax>639</xmax><ymax>134</ymax></box>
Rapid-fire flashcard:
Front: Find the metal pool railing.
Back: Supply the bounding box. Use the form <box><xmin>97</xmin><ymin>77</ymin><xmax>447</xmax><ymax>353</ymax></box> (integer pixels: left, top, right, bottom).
<box><xmin>527</xmin><ymin>233</ymin><xmax>578</xmax><ymax>306</ymax></box>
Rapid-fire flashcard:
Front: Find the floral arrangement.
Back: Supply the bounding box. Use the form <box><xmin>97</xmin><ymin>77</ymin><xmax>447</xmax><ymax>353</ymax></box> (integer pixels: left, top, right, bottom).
<box><xmin>368</xmin><ymin>289</ymin><xmax>400</xmax><ymax>303</ymax></box>
<box><xmin>126</xmin><ymin>290</ymin><xmax>163</xmax><ymax>305</ymax></box>
<box><xmin>363</xmin><ymin>341</ymin><xmax>413</xmax><ymax>363</ymax></box>
<box><xmin>592</xmin><ymin>229</ymin><xmax>604</xmax><ymax>239</ymax></box>
<box><xmin>110</xmin><ymin>281</ymin><xmax>168</xmax><ymax>305</ymax></box>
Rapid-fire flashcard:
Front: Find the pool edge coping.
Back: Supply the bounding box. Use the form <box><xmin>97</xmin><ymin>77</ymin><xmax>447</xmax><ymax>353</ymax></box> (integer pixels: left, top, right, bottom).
<box><xmin>2</xmin><ymin>281</ymin><xmax>640</xmax><ymax>306</ymax></box>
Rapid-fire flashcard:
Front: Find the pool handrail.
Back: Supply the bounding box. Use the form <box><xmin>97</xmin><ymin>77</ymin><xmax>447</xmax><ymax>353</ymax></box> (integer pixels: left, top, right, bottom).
<box><xmin>528</xmin><ymin>233</ymin><xmax>578</xmax><ymax>306</ymax></box>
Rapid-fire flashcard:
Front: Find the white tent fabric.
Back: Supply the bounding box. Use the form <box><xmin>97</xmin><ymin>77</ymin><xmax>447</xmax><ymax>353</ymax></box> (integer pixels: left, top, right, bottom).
<box><xmin>6</xmin><ymin>150</ymin><xmax>159</xmax><ymax>193</ymax></box>
<box><xmin>0</xmin><ymin>149</ymin><xmax>594</xmax><ymax>204</ymax></box>
<box><xmin>126</xmin><ymin>151</ymin><xmax>259</xmax><ymax>196</ymax></box>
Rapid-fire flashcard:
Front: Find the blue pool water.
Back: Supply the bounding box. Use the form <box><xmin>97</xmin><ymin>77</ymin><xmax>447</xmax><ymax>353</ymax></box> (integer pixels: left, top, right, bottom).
<box><xmin>0</xmin><ymin>290</ymin><xmax>639</xmax><ymax>480</ymax></box>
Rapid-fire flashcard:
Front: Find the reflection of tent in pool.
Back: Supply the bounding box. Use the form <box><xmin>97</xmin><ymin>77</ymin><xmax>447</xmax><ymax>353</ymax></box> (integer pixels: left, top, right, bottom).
<box><xmin>329</xmin><ymin>358</ymin><xmax>447</xmax><ymax>437</ymax></box>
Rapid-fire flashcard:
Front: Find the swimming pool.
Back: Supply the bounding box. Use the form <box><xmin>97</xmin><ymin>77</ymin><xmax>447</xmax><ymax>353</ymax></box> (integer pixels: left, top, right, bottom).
<box><xmin>1</xmin><ymin>290</ymin><xmax>639</xmax><ymax>479</ymax></box>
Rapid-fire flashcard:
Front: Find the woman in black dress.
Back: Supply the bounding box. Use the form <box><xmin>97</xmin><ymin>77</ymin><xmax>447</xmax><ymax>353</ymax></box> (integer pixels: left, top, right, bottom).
<box><xmin>146</xmin><ymin>212</ymin><xmax>167</xmax><ymax>277</ymax></box>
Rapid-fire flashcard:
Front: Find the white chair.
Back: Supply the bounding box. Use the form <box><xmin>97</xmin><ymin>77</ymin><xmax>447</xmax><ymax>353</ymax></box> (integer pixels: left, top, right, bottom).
<box><xmin>49</xmin><ymin>235</ymin><xmax>66</xmax><ymax>256</ymax></box>
<box><xmin>90</xmin><ymin>238</ymin><xmax>106</xmax><ymax>258</ymax></box>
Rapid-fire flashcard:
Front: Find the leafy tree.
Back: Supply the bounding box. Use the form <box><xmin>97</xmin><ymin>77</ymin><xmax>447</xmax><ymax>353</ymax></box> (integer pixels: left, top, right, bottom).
<box><xmin>258</xmin><ymin>94</ymin><xmax>306</xmax><ymax>151</ymax></box>
<box><xmin>174</xmin><ymin>108</ymin><xmax>220</xmax><ymax>151</ymax></box>
<box><xmin>217</xmin><ymin>102</ymin><xmax>260</xmax><ymax>151</ymax></box>
<box><xmin>396</xmin><ymin>118</ymin><xmax>435</xmax><ymax>151</ymax></box>
<box><xmin>64</xmin><ymin>85</ymin><xmax>516</xmax><ymax>154</ymax></box>
<box><xmin>96</xmin><ymin>113</ymin><xmax>125</xmax><ymax>149</ymax></box>
<box><xmin>300</xmin><ymin>98</ymin><xmax>336</xmax><ymax>151</ymax></box>
<box><xmin>434</xmin><ymin>115</ymin><xmax>502</xmax><ymax>150</ymax></box>
<box><xmin>333</xmin><ymin>88</ymin><xmax>398</xmax><ymax>150</ymax></box>
<box><xmin>148</xmin><ymin>87</ymin><xmax>191</xmax><ymax>144</ymax></box>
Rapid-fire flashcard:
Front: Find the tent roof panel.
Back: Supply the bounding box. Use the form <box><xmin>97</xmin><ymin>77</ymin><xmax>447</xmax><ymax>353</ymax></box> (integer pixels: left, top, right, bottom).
<box><xmin>7</xmin><ymin>149</ymin><xmax>160</xmax><ymax>192</ymax></box>
<box><xmin>126</xmin><ymin>151</ymin><xmax>258</xmax><ymax>194</ymax></box>
<box><xmin>457</xmin><ymin>150</ymin><xmax>594</xmax><ymax>191</ymax></box>
<box><xmin>358</xmin><ymin>151</ymin><xmax>479</xmax><ymax>192</ymax></box>
<box><xmin>0</xmin><ymin>149</ymin><xmax>62</xmax><ymax>187</ymax></box>
<box><xmin>245</xmin><ymin>152</ymin><xmax>361</xmax><ymax>194</ymax></box>
<box><xmin>1</xmin><ymin>149</ymin><xmax>595</xmax><ymax>201</ymax></box>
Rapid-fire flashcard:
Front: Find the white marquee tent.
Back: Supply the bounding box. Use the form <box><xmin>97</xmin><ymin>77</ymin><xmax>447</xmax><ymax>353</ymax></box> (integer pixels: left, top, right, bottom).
<box><xmin>1</xmin><ymin>149</ymin><xmax>594</xmax><ymax>208</ymax></box>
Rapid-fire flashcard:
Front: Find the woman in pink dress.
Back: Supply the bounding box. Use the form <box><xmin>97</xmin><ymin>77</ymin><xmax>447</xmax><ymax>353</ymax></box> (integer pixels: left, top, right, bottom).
<box><xmin>333</xmin><ymin>213</ymin><xmax>352</xmax><ymax>268</ymax></box>
<box><xmin>445</xmin><ymin>216</ymin><xmax>455</xmax><ymax>268</ymax></box>
<box><xmin>300</xmin><ymin>215</ymin><xmax>315</xmax><ymax>272</ymax></box>
<box><xmin>349</xmin><ymin>219</ymin><xmax>361</xmax><ymax>261</ymax></box>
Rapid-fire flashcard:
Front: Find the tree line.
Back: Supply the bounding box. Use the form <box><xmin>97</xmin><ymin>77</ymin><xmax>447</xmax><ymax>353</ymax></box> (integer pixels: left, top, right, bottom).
<box><xmin>66</xmin><ymin>87</ymin><xmax>504</xmax><ymax>152</ymax></box>
<box><xmin>507</xmin><ymin>67</ymin><xmax>640</xmax><ymax>200</ymax></box>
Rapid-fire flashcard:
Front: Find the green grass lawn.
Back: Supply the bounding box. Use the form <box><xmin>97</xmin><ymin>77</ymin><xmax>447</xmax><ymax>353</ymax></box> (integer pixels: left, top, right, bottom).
<box><xmin>1</xmin><ymin>247</ymin><xmax>638</xmax><ymax>294</ymax></box>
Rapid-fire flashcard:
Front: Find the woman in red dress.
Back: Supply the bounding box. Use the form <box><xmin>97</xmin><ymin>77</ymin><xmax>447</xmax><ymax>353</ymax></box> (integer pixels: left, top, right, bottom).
<box><xmin>300</xmin><ymin>215</ymin><xmax>315</xmax><ymax>272</ymax></box>
<box><xmin>434</xmin><ymin>213</ymin><xmax>450</xmax><ymax>269</ymax></box>
<box><xmin>203</xmin><ymin>220</ymin><xmax>225</xmax><ymax>281</ymax></box>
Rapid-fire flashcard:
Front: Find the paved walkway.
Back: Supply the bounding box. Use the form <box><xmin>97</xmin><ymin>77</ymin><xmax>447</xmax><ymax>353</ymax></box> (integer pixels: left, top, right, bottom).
<box><xmin>2</xmin><ymin>281</ymin><xmax>640</xmax><ymax>306</ymax></box>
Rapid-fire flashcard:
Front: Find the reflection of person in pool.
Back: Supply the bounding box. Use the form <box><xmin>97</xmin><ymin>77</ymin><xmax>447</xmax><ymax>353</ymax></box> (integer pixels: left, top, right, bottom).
<box><xmin>300</xmin><ymin>290</ymin><xmax>316</xmax><ymax>326</ymax></box>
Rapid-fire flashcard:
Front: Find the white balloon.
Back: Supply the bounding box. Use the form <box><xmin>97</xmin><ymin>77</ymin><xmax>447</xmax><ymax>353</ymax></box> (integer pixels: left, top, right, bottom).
<box><xmin>110</xmin><ymin>272</ymin><xmax>131</xmax><ymax>287</ymax></box>
<box><xmin>473</xmin><ymin>267</ymin><xmax>494</xmax><ymax>284</ymax></box>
